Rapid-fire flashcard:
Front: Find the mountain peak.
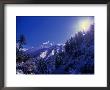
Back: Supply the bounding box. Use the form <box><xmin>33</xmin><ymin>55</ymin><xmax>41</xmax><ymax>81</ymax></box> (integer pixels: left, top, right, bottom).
<box><xmin>41</xmin><ymin>41</ymin><xmax>53</xmax><ymax>48</ymax></box>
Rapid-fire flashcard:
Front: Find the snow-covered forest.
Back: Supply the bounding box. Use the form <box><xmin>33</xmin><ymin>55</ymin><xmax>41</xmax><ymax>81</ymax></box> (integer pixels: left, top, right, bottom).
<box><xmin>16</xmin><ymin>24</ymin><xmax>94</xmax><ymax>74</ymax></box>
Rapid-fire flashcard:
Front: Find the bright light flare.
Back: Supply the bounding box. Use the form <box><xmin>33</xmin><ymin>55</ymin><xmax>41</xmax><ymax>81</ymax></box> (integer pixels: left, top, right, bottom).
<box><xmin>79</xmin><ymin>18</ymin><xmax>94</xmax><ymax>32</ymax></box>
<box><xmin>80</xmin><ymin>20</ymin><xmax>90</xmax><ymax>31</ymax></box>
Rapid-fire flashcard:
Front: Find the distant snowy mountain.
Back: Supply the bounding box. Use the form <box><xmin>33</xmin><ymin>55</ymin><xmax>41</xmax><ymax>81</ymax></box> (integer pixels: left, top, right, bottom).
<box><xmin>41</xmin><ymin>41</ymin><xmax>53</xmax><ymax>48</ymax></box>
<box><xmin>23</xmin><ymin>42</ymin><xmax>65</xmax><ymax>60</ymax></box>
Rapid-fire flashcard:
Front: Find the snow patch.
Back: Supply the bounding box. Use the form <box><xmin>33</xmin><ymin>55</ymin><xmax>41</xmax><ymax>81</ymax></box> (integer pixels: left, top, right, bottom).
<box><xmin>50</xmin><ymin>43</ymin><xmax>53</xmax><ymax>46</ymax></box>
<box><xmin>40</xmin><ymin>50</ymin><xmax>48</xmax><ymax>58</ymax></box>
<box><xmin>22</xmin><ymin>48</ymin><xmax>28</xmax><ymax>51</ymax></box>
<box><xmin>57</xmin><ymin>48</ymin><xmax>59</xmax><ymax>53</ymax></box>
<box><xmin>16</xmin><ymin>70</ymin><xmax>24</xmax><ymax>74</ymax></box>
<box><xmin>57</xmin><ymin>43</ymin><xmax>65</xmax><ymax>46</ymax></box>
<box><xmin>83</xmin><ymin>33</ymin><xmax>85</xmax><ymax>36</ymax></box>
<box><xmin>43</xmin><ymin>41</ymin><xmax>49</xmax><ymax>45</ymax></box>
<box><xmin>51</xmin><ymin>50</ymin><xmax>55</xmax><ymax>55</ymax></box>
<box><xmin>57</xmin><ymin>44</ymin><xmax>61</xmax><ymax>46</ymax></box>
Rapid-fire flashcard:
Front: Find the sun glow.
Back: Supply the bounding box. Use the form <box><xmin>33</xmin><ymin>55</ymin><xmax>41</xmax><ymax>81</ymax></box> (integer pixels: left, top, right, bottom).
<box><xmin>80</xmin><ymin>20</ymin><xmax>90</xmax><ymax>31</ymax></box>
<box><xmin>79</xmin><ymin>18</ymin><xmax>94</xmax><ymax>32</ymax></box>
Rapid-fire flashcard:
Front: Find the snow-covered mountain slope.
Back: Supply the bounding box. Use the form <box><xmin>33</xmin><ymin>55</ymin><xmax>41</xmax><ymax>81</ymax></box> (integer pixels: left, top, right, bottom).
<box><xmin>24</xmin><ymin>42</ymin><xmax>65</xmax><ymax>59</ymax></box>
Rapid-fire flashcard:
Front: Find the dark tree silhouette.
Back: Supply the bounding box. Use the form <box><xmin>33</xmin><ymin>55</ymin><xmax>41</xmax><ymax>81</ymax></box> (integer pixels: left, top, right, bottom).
<box><xmin>16</xmin><ymin>34</ymin><xmax>28</xmax><ymax>62</ymax></box>
<box><xmin>17</xmin><ymin>34</ymin><xmax>26</xmax><ymax>51</ymax></box>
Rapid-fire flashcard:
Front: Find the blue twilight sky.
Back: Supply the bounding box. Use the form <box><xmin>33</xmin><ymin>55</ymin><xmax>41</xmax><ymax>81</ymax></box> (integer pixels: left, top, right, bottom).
<box><xmin>16</xmin><ymin>16</ymin><xmax>94</xmax><ymax>48</ymax></box>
